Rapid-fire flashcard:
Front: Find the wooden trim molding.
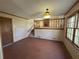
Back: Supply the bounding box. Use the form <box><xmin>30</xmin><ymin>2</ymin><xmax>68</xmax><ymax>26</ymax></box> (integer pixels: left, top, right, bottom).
<box><xmin>65</xmin><ymin>0</ymin><xmax>79</xmax><ymax>15</ymax></box>
<box><xmin>35</xmin><ymin>28</ymin><xmax>64</xmax><ymax>30</ymax></box>
<box><xmin>34</xmin><ymin>18</ymin><xmax>65</xmax><ymax>21</ymax></box>
<box><xmin>0</xmin><ymin>16</ymin><xmax>12</xmax><ymax>19</ymax></box>
<box><xmin>0</xmin><ymin>11</ymin><xmax>28</xmax><ymax>20</ymax></box>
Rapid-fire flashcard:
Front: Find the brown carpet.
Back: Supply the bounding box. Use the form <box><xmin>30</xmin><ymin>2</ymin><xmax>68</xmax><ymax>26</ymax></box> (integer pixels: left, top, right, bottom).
<box><xmin>3</xmin><ymin>37</ymin><xmax>72</xmax><ymax>59</ymax></box>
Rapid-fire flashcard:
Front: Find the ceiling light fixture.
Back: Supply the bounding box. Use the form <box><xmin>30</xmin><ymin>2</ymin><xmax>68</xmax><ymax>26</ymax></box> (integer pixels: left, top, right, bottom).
<box><xmin>43</xmin><ymin>8</ymin><xmax>51</xmax><ymax>19</ymax></box>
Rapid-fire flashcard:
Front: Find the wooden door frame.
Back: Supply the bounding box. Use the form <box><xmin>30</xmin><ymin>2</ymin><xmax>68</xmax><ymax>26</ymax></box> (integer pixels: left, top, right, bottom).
<box><xmin>0</xmin><ymin>16</ymin><xmax>13</xmax><ymax>47</ymax></box>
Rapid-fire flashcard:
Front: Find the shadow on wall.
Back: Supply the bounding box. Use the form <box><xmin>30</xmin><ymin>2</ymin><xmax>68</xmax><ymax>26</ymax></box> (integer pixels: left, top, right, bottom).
<box><xmin>12</xmin><ymin>19</ymin><xmax>34</xmax><ymax>42</ymax></box>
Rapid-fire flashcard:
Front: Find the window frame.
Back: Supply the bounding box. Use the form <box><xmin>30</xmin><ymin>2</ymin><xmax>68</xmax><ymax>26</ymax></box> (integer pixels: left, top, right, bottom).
<box><xmin>66</xmin><ymin>14</ymin><xmax>76</xmax><ymax>41</ymax></box>
<box><xmin>73</xmin><ymin>12</ymin><xmax>79</xmax><ymax>48</ymax></box>
<box><xmin>66</xmin><ymin>12</ymin><xmax>79</xmax><ymax>49</ymax></box>
<box><xmin>34</xmin><ymin>19</ymin><xmax>64</xmax><ymax>30</ymax></box>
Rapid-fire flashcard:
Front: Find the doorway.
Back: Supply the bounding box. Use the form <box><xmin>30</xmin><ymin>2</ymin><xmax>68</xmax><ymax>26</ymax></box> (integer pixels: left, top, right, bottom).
<box><xmin>0</xmin><ymin>17</ymin><xmax>13</xmax><ymax>47</ymax></box>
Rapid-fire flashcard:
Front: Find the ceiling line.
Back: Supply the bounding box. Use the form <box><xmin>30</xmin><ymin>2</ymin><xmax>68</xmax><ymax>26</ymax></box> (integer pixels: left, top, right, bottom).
<box><xmin>0</xmin><ymin>10</ymin><xmax>28</xmax><ymax>20</ymax></box>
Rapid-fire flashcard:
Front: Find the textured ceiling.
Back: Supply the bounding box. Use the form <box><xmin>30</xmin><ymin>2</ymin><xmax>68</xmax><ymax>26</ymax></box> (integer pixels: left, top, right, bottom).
<box><xmin>0</xmin><ymin>0</ymin><xmax>77</xmax><ymax>19</ymax></box>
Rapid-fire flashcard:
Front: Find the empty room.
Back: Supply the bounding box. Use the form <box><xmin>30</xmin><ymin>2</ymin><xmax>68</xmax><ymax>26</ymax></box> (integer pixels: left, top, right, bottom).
<box><xmin>0</xmin><ymin>0</ymin><xmax>79</xmax><ymax>59</ymax></box>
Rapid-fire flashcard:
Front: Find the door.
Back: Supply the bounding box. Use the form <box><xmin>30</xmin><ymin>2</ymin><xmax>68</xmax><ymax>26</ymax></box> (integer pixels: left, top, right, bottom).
<box><xmin>0</xmin><ymin>17</ymin><xmax>13</xmax><ymax>46</ymax></box>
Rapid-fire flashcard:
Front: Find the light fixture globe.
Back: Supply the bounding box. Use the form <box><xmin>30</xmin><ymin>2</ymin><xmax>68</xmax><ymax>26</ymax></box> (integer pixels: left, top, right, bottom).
<box><xmin>43</xmin><ymin>8</ymin><xmax>51</xmax><ymax>19</ymax></box>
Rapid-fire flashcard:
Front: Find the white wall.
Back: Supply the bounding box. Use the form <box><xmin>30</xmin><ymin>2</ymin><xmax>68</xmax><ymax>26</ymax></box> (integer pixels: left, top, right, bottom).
<box><xmin>0</xmin><ymin>12</ymin><xmax>34</xmax><ymax>42</ymax></box>
<box><xmin>35</xmin><ymin>29</ymin><xmax>64</xmax><ymax>41</ymax></box>
<box><xmin>13</xmin><ymin>19</ymin><xmax>34</xmax><ymax>42</ymax></box>
<box><xmin>13</xmin><ymin>19</ymin><xmax>27</xmax><ymax>42</ymax></box>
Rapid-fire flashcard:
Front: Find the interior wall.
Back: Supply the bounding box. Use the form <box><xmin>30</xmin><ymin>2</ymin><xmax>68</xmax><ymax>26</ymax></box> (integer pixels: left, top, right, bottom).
<box><xmin>64</xmin><ymin>1</ymin><xmax>79</xmax><ymax>59</ymax></box>
<box><xmin>13</xmin><ymin>19</ymin><xmax>34</xmax><ymax>42</ymax></box>
<box><xmin>0</xmin><ymin>12</ymin><xmax>34</xmax><ymax>42</ymax></box>
<box><xmin>35</xmin><ymin>29</ymin><xmax>64</xmax><ymax>41</ymax></box>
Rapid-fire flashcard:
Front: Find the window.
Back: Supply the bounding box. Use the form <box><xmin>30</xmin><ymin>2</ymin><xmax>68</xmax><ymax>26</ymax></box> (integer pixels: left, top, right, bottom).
<box><xmin>74</xmin><ymin>14</ymin><xmax>79</xmax><ymax>47</ymax></box>
<box><xmin>66</xmin><ymin>15</ymin><xmax>76</xmax><ymax>41</ymax></box>
<box><xmin>34</xmin><ymin>21</ymin><xmax>41</xmax><ymax>28</ymax></box>
<box><xmin>51</xmin><ymin>19</ymin><xmax>64</xmax><ymax>29</ymax></box>
<box><xmin>43</xmin><ymin>19</ymin><xmax>50</xmax><ymax>27</ymax></box>
<box><xmin>34</xmin><ymin>19</ymin><xmax>64</xmax><ymax>29</ymax></box>
<box><xmin>66</xmin><ymin>12</ymin><xmax>79</xmax><ymax>48</ymax></box>
<box><xmin>34</xmin><ymin>20</ymin><xmax>50</xmax><ymax>28</ymax></box>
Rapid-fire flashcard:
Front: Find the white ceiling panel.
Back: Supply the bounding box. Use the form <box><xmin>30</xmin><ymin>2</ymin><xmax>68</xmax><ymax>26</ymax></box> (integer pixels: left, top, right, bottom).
<box><xmin>0</xmin><ymin>0</ymin><xmax>77</xmax><ymax>19</ymax></box>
